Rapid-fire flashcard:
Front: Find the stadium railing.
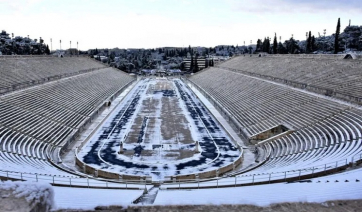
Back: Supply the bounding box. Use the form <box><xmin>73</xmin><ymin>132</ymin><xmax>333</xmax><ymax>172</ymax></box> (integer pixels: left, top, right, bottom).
<box><xmin>1</xmin><ymin>150</ymin><xmax>362</xmax><ymax>189</ymax></box>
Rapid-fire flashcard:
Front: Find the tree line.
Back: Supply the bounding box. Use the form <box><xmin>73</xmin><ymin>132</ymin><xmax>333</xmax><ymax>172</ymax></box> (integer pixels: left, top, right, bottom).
<box><xmin>254</xmin><ymin>18</ymin><xmax>357</xmax><ymax>54</ymax></box>
<box><xmin>0</xmin><ymin>30</ymin><xmax>50</xmax><ymax>55</ymax></box>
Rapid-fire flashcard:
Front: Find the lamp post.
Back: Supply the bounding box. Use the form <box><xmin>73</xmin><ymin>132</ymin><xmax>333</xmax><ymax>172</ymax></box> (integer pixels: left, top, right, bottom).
<box><xmin>60</xmin><ymin>40</ymin><xmax>61</xmax><ymax>51</ymax></box>
<box><xmin>50</xmin><ymin>38</ymin><xmax>52</xmax><ymax>53</ymax></box>
<box><xmin>77</xmin><ymin>41</ymin><xmax>78</xmax><ymax>55</ymax></box>
<box><xmin>323</xmin><ymin>29</ymin><xmax>326</xmax><ymax>53</ymax></box>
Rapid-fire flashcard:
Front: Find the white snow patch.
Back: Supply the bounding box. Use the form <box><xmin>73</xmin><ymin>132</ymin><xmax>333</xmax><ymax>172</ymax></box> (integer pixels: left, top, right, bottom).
<box><xmin>52</xmin><ymin>186</ymin><xmax>142</xmax><ymax>210</ymax></box>
<box><xmin>0</xmin><ymin>180</ymin><xmax>54</xmax><ymax>209</ymax></box>
<box><xmin>155</xmin><ymin>181</ymin><xmax>362</xmax><ymax>206</ymax></box>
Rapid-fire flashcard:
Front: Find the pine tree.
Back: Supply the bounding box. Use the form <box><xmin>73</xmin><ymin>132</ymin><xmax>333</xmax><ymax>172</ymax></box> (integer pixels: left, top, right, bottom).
<box><xmin>273</xmin><ymin>33</ymin><xmax>278</xmax><ymax>54</ymax></box>
<box><xmin>45</xmin><ymin>45</ymin><xmax>50</xmax><ymax>54</ymax></box>
<box><xmin>256</xmin><ymin>39</ymin><xmax>262</xmax><ymax>52</ymax></box>
<box><xmin>287</xmin><ymin>37</ymin><xmax>299</xmax><ymax>54</ymax></box>
<box><xmin>262</xmin><ymin>38</ymin><xmax>270</xmax><ymax>53</ymax></box>
<box><xmin>334</xmin><ymin>18</ymin><xmax>341</xmax><ymax>54</ymax></box>
<box><xmin>278</xmin><ymin>42</ymin><xmax>286</xmax><ymax>54</ymax></box>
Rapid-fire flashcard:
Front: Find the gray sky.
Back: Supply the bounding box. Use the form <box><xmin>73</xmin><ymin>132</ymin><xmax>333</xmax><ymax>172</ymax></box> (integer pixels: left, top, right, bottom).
<box><xmin>1</xmin><ymin>0</ymin><xmax>360</xmax><ymax>50</ymax></box>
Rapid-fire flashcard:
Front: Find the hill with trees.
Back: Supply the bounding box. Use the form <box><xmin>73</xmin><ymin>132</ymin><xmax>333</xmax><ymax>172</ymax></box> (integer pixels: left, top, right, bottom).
<box><xmin>0</xmin><ymin>30</ymin><xmax>50</xmax><ymax>55</ymax></box>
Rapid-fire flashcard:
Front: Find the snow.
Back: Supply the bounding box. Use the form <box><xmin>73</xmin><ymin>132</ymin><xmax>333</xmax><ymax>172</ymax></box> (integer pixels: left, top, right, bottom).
<box><xmin>187</xmin><ymin>82</ymin><xmax>247</xmax><ymax>148</ymax></box>
<box><xmin>312</xmin><ymin>167</ymin><xmax>362</xmax><ymax>182</ymax></box>
<box><xmin>52</xmin><ymin>186</ymin><xmax>142</xmax><ymax>210</ymax></box>
<box><xmin>0</xmin><ymin>181</ymin><xmax>54</xmax><ymax>209</ymax></box>
<box><xmin>78</xmin><ymin>78</ymin><xmax>241</xmax><ymax>179</ymax></box>
<box><xmin>154</xmin><ymin>181</ymin><xmax>362</xmax><ymax>206</ymax></box>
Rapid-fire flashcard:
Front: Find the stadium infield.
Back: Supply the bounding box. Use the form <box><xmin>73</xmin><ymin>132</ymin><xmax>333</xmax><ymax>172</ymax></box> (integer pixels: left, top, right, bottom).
<box><xmin>77</xmin><ymin>77</ymin><xmax>242</xmax><ymax>179</ymax></box>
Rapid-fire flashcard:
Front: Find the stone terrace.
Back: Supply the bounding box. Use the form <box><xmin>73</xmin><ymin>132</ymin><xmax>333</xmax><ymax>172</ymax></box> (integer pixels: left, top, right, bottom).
<box><xmin>0</xmin><ymin>56</ymin><xmax>106</xmax><ymax>94</ymax></box>
<box><xmin>218</xmin><ymin>55</ymin><xmax>362</xmax><ymax>104</ymax></box>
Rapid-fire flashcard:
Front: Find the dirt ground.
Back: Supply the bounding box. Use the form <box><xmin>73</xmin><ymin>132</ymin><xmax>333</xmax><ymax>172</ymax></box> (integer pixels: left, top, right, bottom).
<box><xmin>56</xmin><ymin>199</ymin><xmax>362</xmax><ymax>212</ymax></box>
<box><xmin>124</xmin><ymin>79</ymin><xmax>195</xmax><ymax>161</ymax></box>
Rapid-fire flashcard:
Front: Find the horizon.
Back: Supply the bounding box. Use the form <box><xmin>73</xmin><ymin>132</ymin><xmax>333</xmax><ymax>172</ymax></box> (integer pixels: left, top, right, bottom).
<box><xmin>1</xmin><ymin>0</ymin><xmax>361</xmax><ymax>50</ymax></box>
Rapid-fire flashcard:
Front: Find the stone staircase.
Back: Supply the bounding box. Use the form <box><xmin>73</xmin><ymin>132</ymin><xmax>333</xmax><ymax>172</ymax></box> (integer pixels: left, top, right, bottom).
<box><xmin>133</xmin><ymin>185</ymin><xmax>160</xmax><ymax>205</ymax></box>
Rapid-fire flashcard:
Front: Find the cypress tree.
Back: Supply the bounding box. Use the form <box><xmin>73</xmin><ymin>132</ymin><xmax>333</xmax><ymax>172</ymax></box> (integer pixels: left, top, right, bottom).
<box><xmin>262</xmin><ymin>38</ymin><xmax>267</xmax><ymax>52</ymax></box>
<box><xmin>256</xmin><ymin>39</ymin><xmax>261</xmax><ymax>52</ymax></box>
<box><xmin>311</xmin><ymin>36</ymin><xmax>316</xmax><ymax>52</ymax></box>
<box><xmin>273</xmin><ymin>33</ymin><xmax>278</xmax><ymax>54</ymax></box>
<box><xmin>306</xmin><ymin>31</ymin><xmax>312</xmax><ymax>53</ymax></box>
<box><xmin>334</xmin><ymin>18</ymin><xmax>341</xmax><ymax>54</ymax></box>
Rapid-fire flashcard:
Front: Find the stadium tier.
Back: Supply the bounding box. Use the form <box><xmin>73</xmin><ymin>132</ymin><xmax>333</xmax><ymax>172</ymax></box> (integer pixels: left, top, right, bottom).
<box><xmin>1</xmin><ymin>55</ymin><xmax>362</xmax><ymax>199</ymax></box>
<box><xmin>0</xmin><ymin>56</ymin><xmax>106</xmax><ymax>94</ymax></box>
<box><xmin>217</xmin><ymin>55</ymin><xmax>362</xmax><ymax>104</ymax></box>
<box><xmin>187</xmin><ymin>60</ymin><xmax>362</xmax><ymax>184</ymax></box>
<box><xmin>0</xmin><ymin>57</ymin><xmax>136</xmax><ymax>182</ymax></box>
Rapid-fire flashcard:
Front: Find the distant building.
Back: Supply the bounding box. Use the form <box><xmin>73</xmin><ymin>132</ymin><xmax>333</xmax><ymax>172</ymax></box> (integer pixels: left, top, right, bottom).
<box><xmin>182</xmin><ymin>57</ymin><xmax>213</xmax><ymax>72</ymax></box>
<box><xmin>66</xmin><ymin>48</ymin><xmax>79</xmax><ymax>56</ymax></box>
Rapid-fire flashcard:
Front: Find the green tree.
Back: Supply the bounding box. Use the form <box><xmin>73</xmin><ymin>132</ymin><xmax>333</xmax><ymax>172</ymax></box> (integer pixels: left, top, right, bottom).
<box><xmin>334</xmin><ymin>18</ymin><xmax>341</xmax><ymax>54</ymax></box>
<box><xmin>262</xmin><ymin>37</ymin><xmax>270</xmax><ymax>53</ymax></box>
<box><xmin>256</xmin><ymin>39</ymin><xmax>262</xmax><ymax>52</ymax></box>
<box><xmin>285</xmin><ymin>37</ymin><xmax>299</xmax><ymax>54</ymax></box>
<box><xmin>110</xmin><ymin>51</ymin><xmax>115</xmax><ymax>61</ymax></box>
<box><xmin>306</xmin><ymin>31</ymin><xmax>312</xmax><ymax>53</ymax></box>
<box><xmin>45</xmin><ymin>45</ymin><xmax>50</xmax><ymax>54</ymax></box>
<box><xmin>311</xmin><ymin>36</ymin><xmax>316</xmax><ymax>52</ymax></box>
<box><xmin>278</xmin><ymin>42</ymin><xmax>287</xmax><ymax>54</ymax></box>
<box><xmin>273</xmin><ymin>33</ymin><xmax>278</xmax><ymax>54</ymax></box>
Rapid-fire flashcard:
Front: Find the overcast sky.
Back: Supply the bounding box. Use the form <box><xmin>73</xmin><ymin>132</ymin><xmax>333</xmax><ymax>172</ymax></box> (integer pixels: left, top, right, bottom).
<box><xmin>1</xmin><ymin>0</ymin><xmax>361</xmax><ymax>50</ymax></box>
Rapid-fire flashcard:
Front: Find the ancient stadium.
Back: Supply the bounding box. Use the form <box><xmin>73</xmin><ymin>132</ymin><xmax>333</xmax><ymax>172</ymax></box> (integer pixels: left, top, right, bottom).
<box><xmin>1</xmin><ymin>54</ymin><xmax>362</xmax><ymax>210</ymax></box>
